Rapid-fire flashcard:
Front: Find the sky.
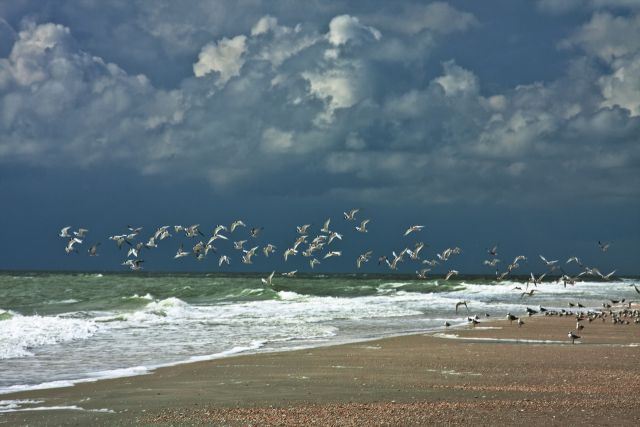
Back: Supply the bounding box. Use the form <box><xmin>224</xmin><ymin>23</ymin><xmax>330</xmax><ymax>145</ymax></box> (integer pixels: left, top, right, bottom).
<box><xmin>0</xmin><ymin>0</ymin><xmax>638</xmax><ymax>274</ymax></box>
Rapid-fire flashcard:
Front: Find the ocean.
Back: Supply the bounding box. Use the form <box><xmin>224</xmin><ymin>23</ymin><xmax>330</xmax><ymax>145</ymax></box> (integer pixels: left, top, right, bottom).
<box><xmin>1</xmin><ymin>271</ymin><xmax>637</xmax><ymax>395</ymax></box>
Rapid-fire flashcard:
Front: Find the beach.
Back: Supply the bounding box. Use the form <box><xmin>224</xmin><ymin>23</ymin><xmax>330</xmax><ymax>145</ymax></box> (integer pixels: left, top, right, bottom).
<box><xmin>2</xmin><ymin>313</ymin><xmax>639</xmax><ymax>426</ymax></box>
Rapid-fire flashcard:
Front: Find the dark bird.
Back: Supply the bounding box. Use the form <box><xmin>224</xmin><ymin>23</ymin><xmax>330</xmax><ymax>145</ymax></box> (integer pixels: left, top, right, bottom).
<box><xmin>506</xmin><ymin>312</ymin><xmax>518</xmax><ymax>324</ymax></box>
<box><xmin>568</xmin><ymin>331</ymin><xmax>581</xmax><ymax>344</ymax></box>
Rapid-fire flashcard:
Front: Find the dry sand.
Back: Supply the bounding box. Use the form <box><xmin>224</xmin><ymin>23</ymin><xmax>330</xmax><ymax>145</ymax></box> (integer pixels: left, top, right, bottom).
<box><xmin>1</xmin><ymin>314</ymin><xmax>639</xmax><ymax>426</ymax></box>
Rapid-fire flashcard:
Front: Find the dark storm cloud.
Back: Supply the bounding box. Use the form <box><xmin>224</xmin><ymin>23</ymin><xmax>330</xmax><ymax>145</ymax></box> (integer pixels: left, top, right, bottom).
<box><xmin>0</xmin><ymin>0</ymin><xmax>638</xmax><ymax>207</ymax></box>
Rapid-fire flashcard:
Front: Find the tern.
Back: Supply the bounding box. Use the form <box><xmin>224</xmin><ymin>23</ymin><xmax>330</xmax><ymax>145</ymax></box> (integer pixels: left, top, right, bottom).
<box><xmin>310</xmin><ymin>258</ymin><xmax>320</xmax><ymax>269</ymax></box>
<box><xmin>65</xmin><ymin>238</ymin><xmax>81</xmax><ymax>254</ymax></box>
<box><xmin>87</xmin><ymin>243</ymin><xmax>100</xmax><ymax>256</ymax></box>
<box><xmin>355</xmin><ymin>219</ymin><xmax>370</xmax><ymax>233</ymax></box>
<box><xmin>324</xmin><ymin>251</ymin><xmax>341</xmax><ymax>259</ymax></box>
<box><xmin>566</xmin><ymin>256</ymin><xmax>582</xmax><ymax>266</ymax></box>
<box><xmin>74</xmin><ymin>228</ymin><xmax>89</xmax><ymax>238</ymax></box>
<box><xmin>282</xmin><ymin>270</ymin><xmax>297</xmax><ymax>277</ymax></box>
<box><xmin>487</xmin><ymin>245</ymin><xmax>498</xmax><ymax>256</ymax></box>
<box><xmin>321</xmin><ymin>219</ymin><xmax>331</xmax><ymax>234</ymax></box>
<box><xmin>233</xmin><ymin>240</ymin><xmax>247</xmax><ymax>250</ymax></box>
<box><xmin>411</xmin><ymin>242</ymin><xmax>425</xmax><ymax>259</ymax></box>
<box><xmin>327</xmin><ymin>231</ymin><xmax>343</xmax><ymax>244</ymax></box>
<box><xmin>218</xmin><ymin>255</ymin><xmax>231</xmax><ymax>266</ymax></box>
<box><xmin>297</xmin><ymin>224</ymin><xmax>311</xmax><ymax>235</ymax></box>
<box><xmin>242</xmin><ymin>246</ymin><xmax>259</xmax><ymax>264</ymax></box>
<box><xmin>539</xmin><ymin>255</ymin><xmax>558</xmax><ymax>267</ymax></box>
<box><xmin>59</xmin><ymin>226</ymin><xmax>72</xmax><ymax>238</ymax></box>
<box><xmin>404</xmin><ymin>225</ymin><xmax>424</xmax><ymax>236</ymax></box>
<box><xmin>356</xmin><ymin>251</ymin><xmax>373</xmax><ymax>268</ymax></box>
<box><xmin>109</xmin><ymin>234</ymin><xmax>132</xmax><ymax>249</ymax></box>
<box><xmin>261</xmin><ymin>271</ymin><xmax>275</xmax><ymax>287</ymax></box>
<box><xmin>230</xmin><ymin>220</ymin><xmax>246</xmax><ymax>233</ymax></box>
<box><xmin>520</xmin><ymin>289</ymin><xmax>537</xmax><ymax>298</ymax></box>
<box><xmin>416</xmin><ymin>268</ymin><xmax>430</xmax><ymax>279</ymax></box>
<box><xmin>455</xmin><ymin>301</ymin><xmax>469</xmax><ymax>314</ymax></box>
<box><xmin>185</xmin><ymin>224</ymin><xmax>204</xmax><ymax>238</ymax></box>
<box><xmin>250</xmin><ymin>227</ymin><xmax>263</xmax><ymax>238</ymax></box>
<box><xmin>284</xmin><ymin>248</ymin><xmax>298</xmax><ymax>261</ymax></box>
<box><xmin>598</xmin><ymin>241</ymin><xmax>610</xmax><ymax>252</ymax></box>
<box><xmin>483</xmin><ymin>259</ymin><xmax>500</xmax><ymax>267</ymax></box>
<box><xmin>600</xmin><ymin>270</ymin><xmax>616</xmax><ymax>281</ymax></box>
<box><xmin>529</xmin><ymin>272</ymin><xmax>546</xmax><ymax>286</ymax></box>
<box><xmin>263</xmin><ymin>243</ymin><xmax>276</xmax><ymax>257</ymax></box>
<box><xmin>344</xmin><ymin>209</ymin><xmax>359</xmax><ymax>221</ymax></box>
<box><xmin>174</xmin><ymin>245</ymin><xmax>190</xmax><ymax>259</ymax></box>
<box><xmin>445</xmin><ymin>270</ymin><xmax>459</xmax><ymax>280</ymax></box>
<box><xmin>127</xmin><ymin>225</ymin><xmax>143</xmax><ymax>234</ymax></box>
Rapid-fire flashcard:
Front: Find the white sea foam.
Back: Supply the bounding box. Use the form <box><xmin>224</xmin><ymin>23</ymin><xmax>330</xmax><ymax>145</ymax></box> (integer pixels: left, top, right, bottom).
<box><xmin>0</xmin><ymin>313</ymin><xmax>98</xmax><ymax>359</ymax></box>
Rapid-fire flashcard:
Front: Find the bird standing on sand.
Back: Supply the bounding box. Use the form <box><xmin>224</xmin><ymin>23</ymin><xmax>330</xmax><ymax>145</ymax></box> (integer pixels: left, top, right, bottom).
<box><xmin>506</xmin><ymin>312</ymin><xmax>518</xmax><ymax>324</ymax></box>
<box><xmin>568</xmin><ymin>331</ymin><xmax>581</xmax><ymax>344</ymax></box>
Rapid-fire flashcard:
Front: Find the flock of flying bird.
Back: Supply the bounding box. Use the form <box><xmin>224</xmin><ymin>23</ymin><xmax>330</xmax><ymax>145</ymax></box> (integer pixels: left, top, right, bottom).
<box><xmin>59</xmin><ymin>209</ymin><xmax>636</xmax><ymax>344</ymax></box>
<box><xmin>58</xmin><ymin>209</ymin><xmax>616</xmax><ymax>287</ymax></box>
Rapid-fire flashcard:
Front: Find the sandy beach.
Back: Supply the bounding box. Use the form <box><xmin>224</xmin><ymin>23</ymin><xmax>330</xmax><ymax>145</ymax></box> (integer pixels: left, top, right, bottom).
<box><xmin>2</xmin><ymin>313</ymin><xmax>639</xmax><ymax>426</ymax></box>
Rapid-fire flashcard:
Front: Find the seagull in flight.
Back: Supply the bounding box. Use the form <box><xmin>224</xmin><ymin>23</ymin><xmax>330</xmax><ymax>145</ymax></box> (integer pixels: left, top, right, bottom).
<box><xmin>250</xmin><ymin>227</ymin><xmax>263</xmax><ymax>238</ymax></box>
<box><xmin>218</xmin><ymin>255</ymin><xmax>231</xmax><ymax>267</ymax></box>
<box><xmin>455</xmin><ymin>301</ymin><xmax>469</xmax><ymax>313</ymax></box>
<box><xmin>310</xmin><ymin>258</ymin><xmax>320</xmax><ymax>269</ymax></box>
<box><xmin>324</xmin><ymin>251</ymin><xmax>342</xmax><ymax>259</ymax></box>
<box><xmin>297</xmin><ymin>224</ymin><xmax>312</xmax><ymax>235</ymax></box>
<box><xmin>539</xmin><ymin>255</ymin><xmax>558</xmax><ymax>267</ymax></box>
<box><xmin>321</xmin><ymin>219</ymin><xmax>331</xmax><ymax>234</ymax></box>
<box><xmin>356</xmin><ymin>251</ymin><xmax>373</xmax><ymax>268</ymax></box>
<box><xmin>59</xmin><ymin>226</ymin><xmax>72</xmax><ymax>238</ymax></box>
<box><xmin>174</xmin><ymin>245</ymin><xmax>190</xmax><ymax>259</ymax></box>
<box><xmin>233</xmin><ymin>240</ymin><xmax>247</xmax><ymax>250</ymax></box>
<box><xmin>282</xmin><ymin>270</ymin><xmax>297</xmax><ymax>277</ymax></box>
<box><xmin>355</xmin><ymin>219</ymin><xmax>370</xmax><ymax>233</ymax></box>
<box><xmin>73</xmin><ymin>228</ymin><xmax>89</xmax><ymax>238</ymax></box>
<box><xmin>566</xmin><ymin>256</ymin><xmax>583</xmax><ymax>266</ymax></box>
<box><xmin>261</xmin><ymin>271</ymin><xmax>275</xmax><ymax>287</ymax></box>
<box><xmin>230</xmin><ymin>220</ymin><xmax>246</xmax><ymax>233</ymax></box>
<box><xmin>263</xmin><ymin>243</ymin><xmax>276</xmax><ymax>257</ymax></box>
<box><xmin>598</xmin><ymin>241</ymin><xmax>610</xmax><ymax>252</ymax></box>
<box><xmin>487</xmin><ymin>245</ymin><xmax>498</xmax><ymax>256</ymax></box>
<box><xmin>87</xmin><ymin>243</ymin><xmax>100</xmax><ymax>256</ymax></box>
<box><xmin>344</xmin><ymin>208</ymin><xmax>359</xmax><ymax>221</ymax></box>
<box><xmin>404</xmin><ymin>225</ymin><xmax>424</xmax><ymax>236</ymax></box>
<box><xmin>445</xmin><ymin>270</ymin><xmax>459</xmax><ymax>280</ymax></box>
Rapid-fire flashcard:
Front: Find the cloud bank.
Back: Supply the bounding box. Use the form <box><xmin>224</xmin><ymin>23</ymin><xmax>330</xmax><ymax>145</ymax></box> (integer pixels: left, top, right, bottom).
<box><xmin>0</xmin><ymin>1</ymin><xmax>638</xmax><ymax>205</ymax></box>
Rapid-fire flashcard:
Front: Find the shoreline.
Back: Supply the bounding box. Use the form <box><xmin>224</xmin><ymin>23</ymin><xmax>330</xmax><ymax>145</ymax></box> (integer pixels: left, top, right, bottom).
<box><xmin>2</xmin><ymin>312</ymin><xmax>639</xmax><ymax>426</ymax></box>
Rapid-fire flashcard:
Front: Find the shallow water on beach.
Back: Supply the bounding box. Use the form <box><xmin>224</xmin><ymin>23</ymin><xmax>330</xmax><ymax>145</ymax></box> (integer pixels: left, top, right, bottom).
<box><xmin>0</xmin><ymin>272</ymin><xmax>637</xmax><ymax>394</ymax></box>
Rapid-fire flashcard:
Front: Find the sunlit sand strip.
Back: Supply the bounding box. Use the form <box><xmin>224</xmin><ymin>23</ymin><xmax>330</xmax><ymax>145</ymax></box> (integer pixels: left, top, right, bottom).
<box><xmin>433</xmin><ymin>332</ymin><xmax>640</xmax><ymax>347</ymax></box>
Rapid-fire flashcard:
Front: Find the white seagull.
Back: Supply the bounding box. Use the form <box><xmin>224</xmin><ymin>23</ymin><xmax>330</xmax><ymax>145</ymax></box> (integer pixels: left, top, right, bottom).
<box><xmin>343</xmin><ymin>209</ymin><xmax>359</xmax><ymax>221</ymax></box>
<box><xmin>404</xmin><ymin>225</ymin><xmax>424</xmax><ymax>236</ymax></box>
<box><xmin>355</xmin><ymin>219</ymin><xmax>370</xmax><ymax>233</ymax></box>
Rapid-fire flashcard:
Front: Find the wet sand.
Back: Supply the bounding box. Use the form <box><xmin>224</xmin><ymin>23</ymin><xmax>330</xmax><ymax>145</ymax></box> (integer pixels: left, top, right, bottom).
<box><xmin>2</xmin><ymin>313</ymin><xmax>639</xmax><ymax>426</ymax></box>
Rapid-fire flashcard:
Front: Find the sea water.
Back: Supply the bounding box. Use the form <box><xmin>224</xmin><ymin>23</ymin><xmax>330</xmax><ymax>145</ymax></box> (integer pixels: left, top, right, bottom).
<box><xmin>0</xmin><ymin>272</ymin><xmax>637</xmax><ymax>394</ymax></box>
